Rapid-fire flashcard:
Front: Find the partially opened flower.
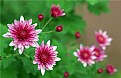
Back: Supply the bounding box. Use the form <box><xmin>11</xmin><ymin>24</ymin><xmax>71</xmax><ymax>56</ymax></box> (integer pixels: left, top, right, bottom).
<box><xmin>95</xmin><ymin>30</ymin><xmax>112</xmax><ymax>49</ymax></box>
<box><xmin>73</xmin><ymin>44</ymin><xmax>96</xmax><ymax>67</ymax></box>
<box><xmin>3</xmin><ymin>16</ymin><xmax>42</xmax><ymax>54</ymax></box>
<box><xmin>51</xmin><ymin>4</ymin><xmax>65</xmax><ymax>18</ymax></box>
<box><xmin>93</xmin><ymin>46</ymin><xmax>107</xmax><ymax>61</ymax></box>
<box><xmin>106</xmin><ymin>64</ymin><xmax>117</xmax><ymax>75</ymax></box>
<box><xmin>33</xmin><ymin>40</ymin><xmax>61</xmax><ymax>75</ymax></box>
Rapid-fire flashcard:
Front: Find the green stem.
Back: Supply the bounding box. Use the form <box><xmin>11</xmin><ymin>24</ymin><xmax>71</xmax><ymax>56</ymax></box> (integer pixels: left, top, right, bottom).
<box><xmin>42</xmin><ymin>17</ymin><xmax>52</xmax><ymax>30</ymax></box>
<box><xmin>24</xmin><ymin>53</ymin><xmax>30</xmax><ymax>59</ymax></box>
<box><xmin>42</xmin><ymin>31</ymin><xmax>54</xmax><ymax>34</ymax></box>
<box><xmin>38</xmin><ymin>20</ymin><xmax>41</xmax><ymax>29</ymax></box>
<box><xmin>2</xmin><ymin>53</ymin><xmax>19</xmax><ymax>59</ymax></box>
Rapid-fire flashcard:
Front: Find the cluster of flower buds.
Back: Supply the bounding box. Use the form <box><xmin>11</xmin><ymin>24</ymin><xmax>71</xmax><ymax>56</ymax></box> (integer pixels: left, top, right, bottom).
<box><xmin>3</xmin><ymin>4</ymin><xmax>65</xmax><ymax>76</ymax></box>
<box><xmin>74</xmin><ymin>30</ymin><xmax>112</xmax><ymax>67</ymax></box>
<box><xmin>97</xmin><ymin>64</ymin><xmax>117</xmax><ymax>75</ymax></box>
<box><xmin>38</xmin><ymin>4</ymin><xmax>65</xmax><ymax>32</ymax></box>
<box><xmin>51</xmin><ymin>4</ymin><xmax>64</xmax><ymax>32</ymax></box>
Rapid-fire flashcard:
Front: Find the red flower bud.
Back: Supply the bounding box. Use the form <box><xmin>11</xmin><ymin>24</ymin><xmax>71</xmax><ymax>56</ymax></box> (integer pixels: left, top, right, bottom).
<box><xmin>56</xmin><ymin>25</ymin><xmax>63</xmax><ymax>32</ymax></box>
<box><xmin>106</xmin><ymin>64</ymin><xmax>117</xmax><ymax>75</ymax></box>
<box><xmin>38</xmin><ymin>14</ymin><xmax>44</xmax><ymax>21</ymax></box>
<box><xmin>97</xmin><ymin>68</ymin><xmax>103</xmax><ymax>73</ymax></box>
<box><xmin>64</xmin><ymin>71</ymin><xmax>69</xmax><ymax>77</ymax></box>
<box><xmin>75</xmin><ymin>32</ymin><xmax>81</xmax><ymax>39</ymax></box>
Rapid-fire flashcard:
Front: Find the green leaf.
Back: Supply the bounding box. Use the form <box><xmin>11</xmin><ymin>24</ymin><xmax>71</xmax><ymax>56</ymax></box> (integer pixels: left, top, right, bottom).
<box><xmin>1</xmin><ymin>66</ymin><xmax>17</xmax><ymax>78</ymax></box>
<box><xmin>87</xmin><ymin>0</ymin><xmax>98</xmax><ymax>5</ymax></box>
<box><xmin>0</xmin><ymin>23</ymin><xmax>9</xmax><ymax>55</ymax></box>
<box><xmin>17</xmin><ymin>62</ymin><xmax>31</xmax><ymax>78</ymax></box>
<box><xmin>1</xmin><ymin>55</ymin><xmax>16</xmax><ymax>68</ymax></box>
<box><xmin>58</xmin><ymin>15</ymin><xmax>86</xmax><ymax>34</ymax></box>
<box><xmin>52</xmin><ymin>39</ymin><xmax>67</xmax><ymax>55</ymax></box>
<box><xmin>21</xmin><ymin>57</ymin><xmax>38</xmax><ymax>75</ymax></box>
<box><xmin>24</xmin><ymin>47</ymin><xmax>35</xmax><ymax>60</ymax></box>
<box><xmin>88</xmin><ymin>0</ymin><xmax>110</xmax><ymax>15</ymax></box>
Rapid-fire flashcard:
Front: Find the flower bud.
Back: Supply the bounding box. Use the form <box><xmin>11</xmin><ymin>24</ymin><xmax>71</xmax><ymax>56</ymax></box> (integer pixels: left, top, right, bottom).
<box><xmin>97</xmin><ymin>68</ymin><xmax>103</xmax><ymax>73</ymax></box>
<box><xmin>75</xmin><ymin>32</ymin><xmax>81</xmax><ymax>39</ymax></box>
<box><xmin>38</xmin><ymin>14</ymin><xmax>44</xmax><ymax>21</ymax></box>
<box><xmin>64</xmin><ymin>71</ymin><xmax>69</xmax><ymax>77</ymax></box>
<box><xmin>56</xmin><ymin>25</ymin><xmax>63</xmax><ymax>32</ymax></box>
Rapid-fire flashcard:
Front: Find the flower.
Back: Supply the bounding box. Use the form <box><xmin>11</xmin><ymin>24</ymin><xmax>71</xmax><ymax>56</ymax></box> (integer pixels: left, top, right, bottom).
<box><xmin>75</xmin><ymin>32</ymin><xmax>81</xmax><ymax>39</ymax></box>
<box><xmin>106</xmin><ymin>64</ymin><xmax>117</xmax><ymax>75</ymax></box>
<box><xmin>38</xmin><ymin>14</ymin><xmax>44</xmax><ymax>21</ymax></box>
<box><xmin>51</xmin><ymin>4</ymin><xmax>65</xmax><ymax>18</ymax></box>
<box><xmin>3</xmin><ymin>16</ymin><xmax>42</xmax><ymax>54</ymax></box>
<box><xmin>73</xmin><ymin>44</ymin><xmax>96</xmax><ymax>67</ymax></box>
<box><xmin>95</xmin><ymin>30</ymin><xmax>112</xmax><ymax>49</ymax></box>
<box><xmin>93</xmin><ymin>46</ymin><xmax>107</xmax><ymax>61</ymax></box>
<box><xmin>33</xmin><ymin>40</ymin><xmax>61</xmax><ymax>75</ymax></box>
<box><xmin>56</xmin><ymin>25</ymin><xmax>63</xmax><ymax>32</ymax></box>
<box><xmin>97</xmin><ymin>68</ymin><xmax>103</xmax><ymax>73</ymax></box>
<box><xmin>64</xmin><ymin>71</ymin><xmax>69</xmax><ymax>78</ymax></box>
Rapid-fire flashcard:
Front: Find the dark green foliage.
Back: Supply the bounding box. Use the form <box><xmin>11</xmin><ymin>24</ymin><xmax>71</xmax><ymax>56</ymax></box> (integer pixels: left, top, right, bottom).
<box><xmin>87</xmin><ymin>0</ymin><xmax>110</xmax><ymax>15</ymax></box>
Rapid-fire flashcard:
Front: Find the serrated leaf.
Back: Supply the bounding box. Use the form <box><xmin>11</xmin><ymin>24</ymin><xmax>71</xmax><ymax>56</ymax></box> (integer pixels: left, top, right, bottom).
<box><xmin>17</xmin><ymin>65</ymin><xmax>30</xmax><ymax>78</ymax></box>
<box><xmin>1</xmin><ymin>66</ymin><xmax>17</xmax><ymax>78</ymax></box>
<box><xmin>0</xmin><ymin>23</ymin><xmax>9</xmax><ymax>54</ymax></box>
<box><xmin>87</xmin><ymin>0</ymin><xmax>98</xmax><ymax>5</ymax></box>
<box><xmin>24</xmin><ymin>47</ymin><xmax>35</xmax><ymax>60</ymax></box>
<box><xmin>1</xmin><ymin>55</ymin><xmax>16</xmax><ymax>68</ymax></box>
<box><xmin>52</xmin><ymin>39</ymin><xmax>67</xmax><ymax>55</ymax></box>
<box><xmin>88</xmin><ymin>0</ymin><xmax>110</xmax><ymax>15</ymax></box>
<box><xmin>58</xmin><ymin>15</ymin><xmax>86</xmax><ymax>34</ymax></box>
<box><xmin>22</xmin><ymin>57</ymin><xmax>38</xmax><ymax>75</ymax></box>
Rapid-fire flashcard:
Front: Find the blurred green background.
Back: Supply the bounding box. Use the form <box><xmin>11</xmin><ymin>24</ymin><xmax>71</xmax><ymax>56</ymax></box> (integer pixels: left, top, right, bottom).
<box><xmin>0</xmin><ymin>0</ymin><xmax>121</xmax><ymax>78</ymax></box>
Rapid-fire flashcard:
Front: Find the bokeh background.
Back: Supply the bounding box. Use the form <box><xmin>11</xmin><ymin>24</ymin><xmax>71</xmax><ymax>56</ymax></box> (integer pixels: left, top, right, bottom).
<box><xmin>76</xmin><ymin>1</ymin><xmax>121</xmax><ymax>70</ymax></box>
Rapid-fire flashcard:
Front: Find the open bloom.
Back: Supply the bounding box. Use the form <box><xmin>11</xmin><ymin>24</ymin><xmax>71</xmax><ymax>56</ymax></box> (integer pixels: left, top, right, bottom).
<box><xmin>74</xmin><ymin>44</ymin><xmax>96</xmax><ymax>67</ymax></box>
<box><xmin>3</xmin><ymin>16</ymin><xmax>42</xmax><ymax>54</ymax></box>
<box><xmin>93</xmin><ymin>46</ymin><xmax>107</xmax><ymax>61</ymax></box>
<box><xmin>95</xmin><ymin>30</ymin><xmax>112</xmax><ymax>49</ymax></box>
<box><xmin>51</xmin><ymin>4</ymin><xmax>65</xmax><ymax>18</ymax></box>
<box><xmin>106</xmin><ymin>64</ymin><xmax>117</xmax><ymax>75</ymax></box>
<box><xmin>33</xmin><ymin>40</ymin><xmax>61</xmax><ymax>75</ymax></box>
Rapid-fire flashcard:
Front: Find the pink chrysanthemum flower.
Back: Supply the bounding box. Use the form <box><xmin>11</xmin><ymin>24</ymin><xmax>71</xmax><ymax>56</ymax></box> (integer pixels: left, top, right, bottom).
<box><xmin>95</xmin><ymin>30</ymin><xmax>112</xmax><ymax>49</ymax></box>
<box><xmin>93</xmin><ymin>46</ymin><xmax>107</xmax><ymax>61</ymax></box>
<box><xmin>3</xmin><ymin>16</ymin><xmax>42</xmax><ymax>54</ymax></box>
<box><xmin>33</xmin><ymin>40</ymin><xmax>61</xmax><ymax>75</ymax></box>
<box><xmin>106</xmin><ymin>64</ymin><xmax>117</xmax><ymax>75</ymax></box>
<box><xmin>51</xmin><ymin>4</ymin><xmax>65</xmax><ymax>18</ymax></box>
<box><xmin>74</xmin><ymin>44</ymin><xmax>96</xmax><ymax>67</ymax></box>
